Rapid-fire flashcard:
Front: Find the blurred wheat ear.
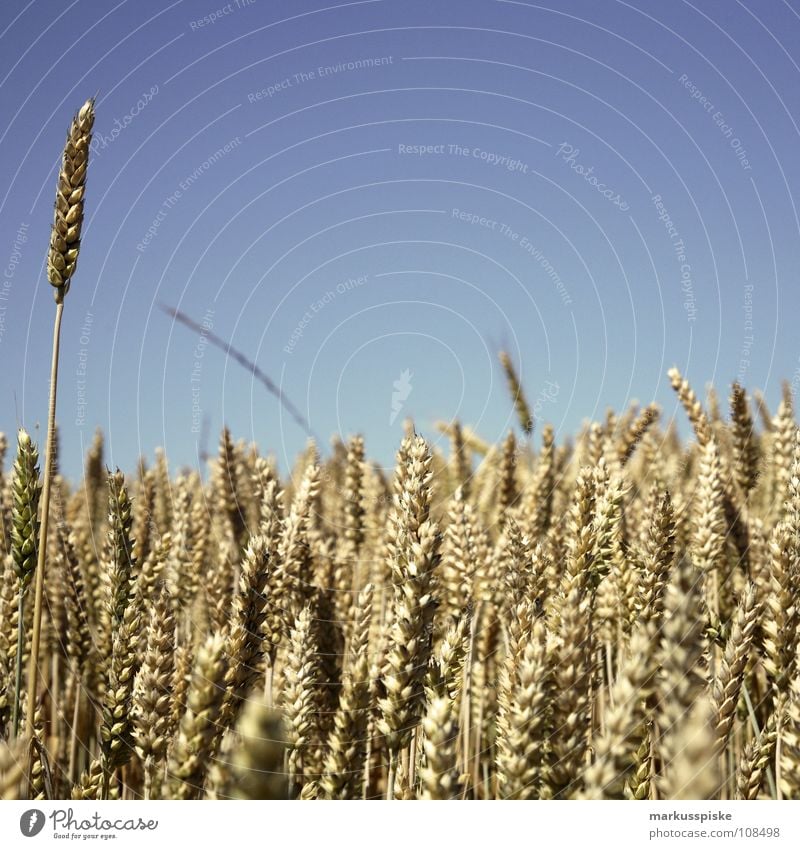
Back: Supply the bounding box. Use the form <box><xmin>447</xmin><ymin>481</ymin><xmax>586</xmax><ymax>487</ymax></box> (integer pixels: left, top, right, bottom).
<box><xmin>499</xmin><ymin>350</ymin><xmax>533</xmax><ymax>435</ymax></box>
<box><xmin>25</xmin><ymin>99</ymin><xmax>95</xmax><ymax>754</ymax></box>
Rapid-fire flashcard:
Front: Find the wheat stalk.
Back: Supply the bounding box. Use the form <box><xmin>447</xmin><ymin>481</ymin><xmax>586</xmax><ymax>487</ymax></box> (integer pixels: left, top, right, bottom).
<box><xmin>26</xmin><ymin>99</ymin><xmax>94</xmax><ymax>751</ymax></box>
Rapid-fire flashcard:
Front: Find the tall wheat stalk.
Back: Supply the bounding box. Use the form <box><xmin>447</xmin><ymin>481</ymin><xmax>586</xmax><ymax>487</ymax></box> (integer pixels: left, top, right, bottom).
<box><xmin>25</xmin><ymin>99</ymin><xmax>95</xmax><ymax>748</ymax></box>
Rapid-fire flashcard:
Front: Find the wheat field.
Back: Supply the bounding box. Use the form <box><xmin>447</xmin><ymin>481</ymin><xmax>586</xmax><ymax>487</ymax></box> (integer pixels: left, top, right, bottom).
<box><xmin>1</xmin><ymin>99</ymin><xmax>799</xmax><ymax>802</ymax></box>
<box><xmin>0</xmin><ymin>364</ymin><xmax>799</xmax><ymax>800</ymax></box>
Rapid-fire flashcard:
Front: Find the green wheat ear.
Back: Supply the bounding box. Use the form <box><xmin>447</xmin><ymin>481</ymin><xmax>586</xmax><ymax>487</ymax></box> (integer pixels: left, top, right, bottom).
<box><xmin>10</xmin><ymin>428</ymin><xmax>41</xmax><ymax>737</ymax></box>
<box><xmin>11</xmin><ymin>429</ymin><xmax>40</xmax><ymax>592</ymax></box>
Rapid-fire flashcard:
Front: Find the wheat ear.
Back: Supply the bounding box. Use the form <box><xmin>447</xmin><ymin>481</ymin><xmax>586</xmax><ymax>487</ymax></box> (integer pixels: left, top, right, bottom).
<box><xmin>99</xmin><ymin>596</ymin><xmax>141</xmax><ymax>797</ymax></box>
<box><xmin>166</xmin><ymin>633</ymin><xmax>229</xmax><ymax>799</ymax></box>
<box><xmin>637</xmin><ymin>487</ymin><xmax>675</xmax><ymax>627</ymax></box>
<box><xmin>661</xmin><ymin>697</ymin><xmax>721</xmax><ymax>799</ymax></box>
<box><xmin>730</xmin><ymin>383</ymin><xmax>760</xmax><ymax>497</ymax></box>
<box><xmin>282</xmin><ymin>604</ymin><xmax>319</xmax><ymax>797</ymax></box>
<box><xmin>668</xmin><ymin>367</ymin><xmax>712</xmax><ymax>444</ymax></box>
<box><xmin>618</xmin><ymin>403</ymin><xmax>659</xmax><ymax>466</ymax></box>
<box><xmin>420</xmin><ymin>696</ymin><xmax>461</xmax><ymax>799</ymax></box>
<box><xmin>656</xmin><ymin>557</ymin><xmax>709</xmax><ymax>798</ymax></box>
<box><xmin>321</xmin><ymin>583</ymin><xmax>374</xmax><ymax>798</ymax></box>
<box><xmin>132</xmin><ymin>586</ymin><xmax>175</xmax><ymax>798</ymax></box>
<box><xmin>10</xmin><ymin>430</ymin><xmax>40</xmax><ymax>737</ymax></box>
<box><xmin>220</xmin><ymin>535</ymin><xmax>274</xmax><ymax>730</ymax></box>
<box><xmin>224</xmin><ymin>697</ymin><xmax>288</xmax><ymax>799</ymax></box>
<box><xmin>579</xmin><ymin>628</ymin><xmax>655</xmax><ymax>799</ymax></box>
<box><xmin>378</xmin><ymin>436</ymin><xmax>441</xmax><ymax>775</ymax></box>
<box><xmin>711</xmin><ymin>582</ymin><xmax>758</xmax><ymax>752</ymax></box>
<box><xmin>499</xmin><ymin>350</ymin><xmax>533</xmax><ymax>435</ymax></box>
<box><xmin>496</xmin><ymin>615</ymin><xmax>551</xmax><ymax>799</ymax></box>
<box><xmin>736</xmin><ymin>711</ymin><xmax>777</xmax><ymax>800</ymax></box>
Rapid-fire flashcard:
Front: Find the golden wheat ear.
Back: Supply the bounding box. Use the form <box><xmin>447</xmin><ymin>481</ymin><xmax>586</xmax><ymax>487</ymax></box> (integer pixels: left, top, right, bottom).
<box><xmin>47</xmin><ymin>99</ymin><xmax>94</xmax><ymax>301</ymax></box>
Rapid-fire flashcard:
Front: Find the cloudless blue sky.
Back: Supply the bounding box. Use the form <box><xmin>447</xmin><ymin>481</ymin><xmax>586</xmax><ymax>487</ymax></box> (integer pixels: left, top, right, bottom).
<box><xmin>1</xmin><ymin>0</ymin><xmax>799</xmax><ymax>479</ymax></box>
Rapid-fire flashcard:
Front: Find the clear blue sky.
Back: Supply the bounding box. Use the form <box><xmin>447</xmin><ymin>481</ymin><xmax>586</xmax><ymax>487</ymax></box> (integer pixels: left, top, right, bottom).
<box><xmin>1</xmin><ymin>0</ymin><xmax>798</xmax><ymax>479</ymax></box>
